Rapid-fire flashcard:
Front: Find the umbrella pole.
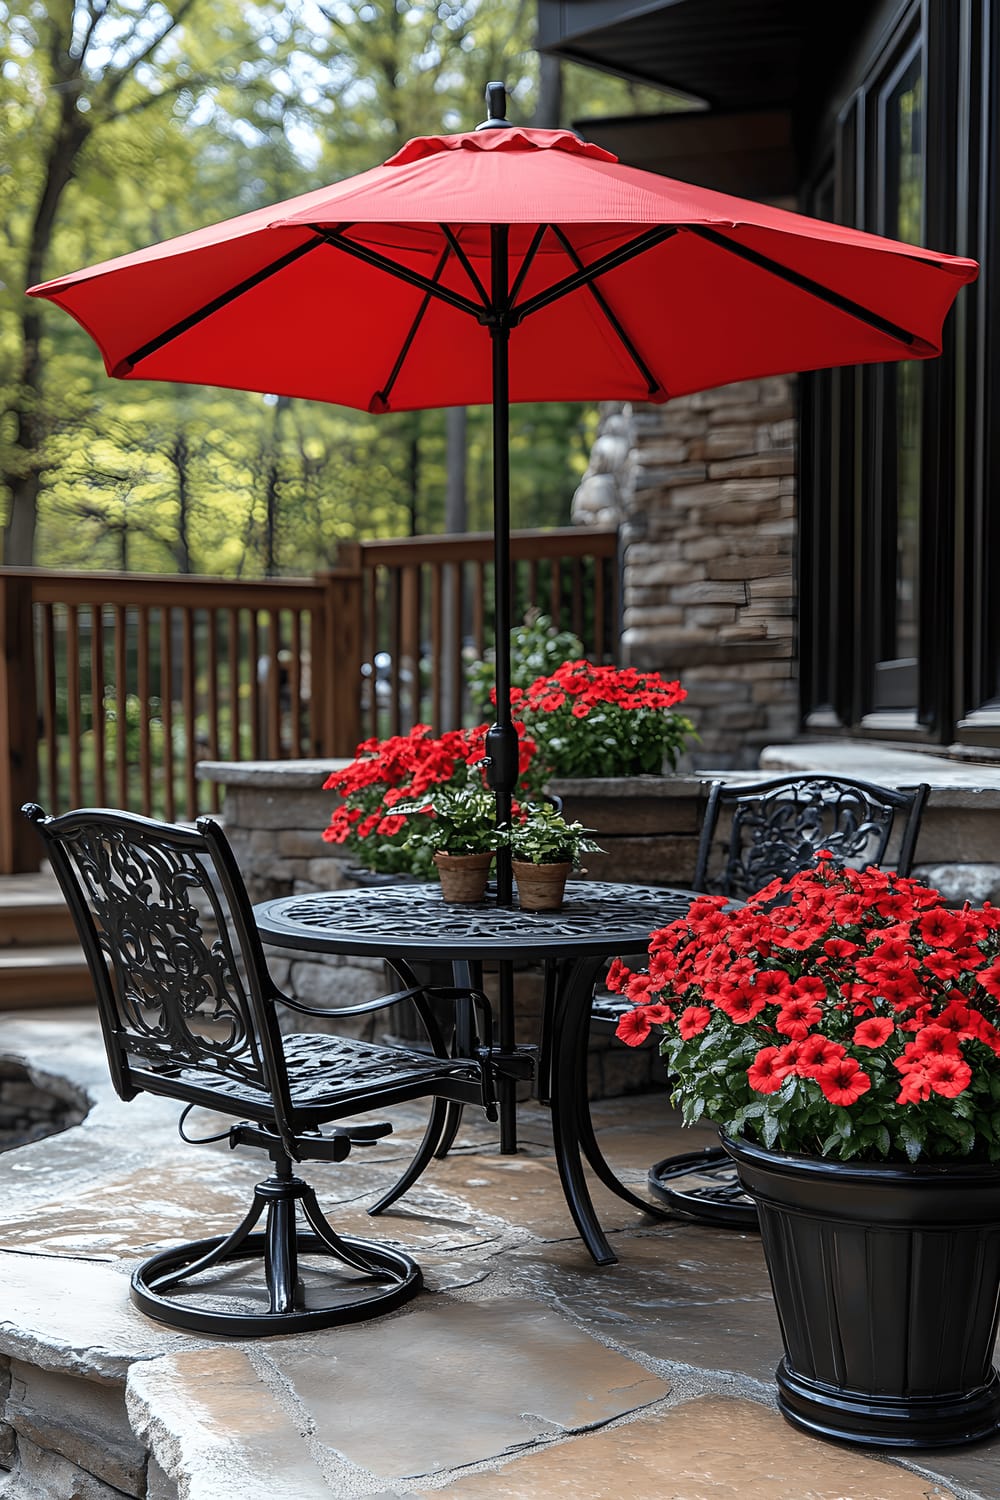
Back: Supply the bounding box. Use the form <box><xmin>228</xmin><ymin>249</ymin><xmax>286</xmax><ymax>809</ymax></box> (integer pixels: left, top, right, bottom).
<box><xmin>484</xmin><ymin>224</ymin><xmax>518</xmax><ymax>908</ymax></box>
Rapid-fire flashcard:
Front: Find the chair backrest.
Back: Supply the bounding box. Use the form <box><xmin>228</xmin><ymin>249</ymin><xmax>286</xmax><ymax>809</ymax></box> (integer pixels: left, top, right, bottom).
<box><xmin>692</xmin><ymin>775</ymin><xmax>930</xmax><ymax>900</ymax></box>
<box><xmin>22</xmin><ymin>804</ymin><xmax>293</xmax><ymax>1120</ymax></box>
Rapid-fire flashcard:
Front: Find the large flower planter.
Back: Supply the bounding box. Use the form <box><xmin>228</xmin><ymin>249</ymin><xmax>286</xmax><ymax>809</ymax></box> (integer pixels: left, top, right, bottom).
<box><xmin>723</xmin><ymin>1133</ymin><xmax>1000</xmax><ymax>1448</ymax></box>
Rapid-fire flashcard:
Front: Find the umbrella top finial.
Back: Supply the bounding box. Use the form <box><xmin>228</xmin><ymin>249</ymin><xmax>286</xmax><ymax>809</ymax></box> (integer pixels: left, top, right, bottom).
<box><xmin>476</xmin><ymin>82</ymin><xmax>512</xmax><ymax>131</ymax></box>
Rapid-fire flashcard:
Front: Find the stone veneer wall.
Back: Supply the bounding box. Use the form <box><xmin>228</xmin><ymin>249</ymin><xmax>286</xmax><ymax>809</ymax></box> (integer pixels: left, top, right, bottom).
<box><xmin>573</xmin><ymin>378</ymin><xmax>799</xmax><ymax>769</ymax></box>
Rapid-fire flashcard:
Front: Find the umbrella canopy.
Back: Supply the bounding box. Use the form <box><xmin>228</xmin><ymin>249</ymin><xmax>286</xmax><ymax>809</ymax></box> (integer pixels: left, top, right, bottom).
<box><xmin>31</xmin><ymin>125</ymin><xmax>975</xmax><ymax>410</ymax></box>
<box><xmin>29</xmin><ymin>86</ymin><xmax>978</xmax><ymax>902</ymax></box>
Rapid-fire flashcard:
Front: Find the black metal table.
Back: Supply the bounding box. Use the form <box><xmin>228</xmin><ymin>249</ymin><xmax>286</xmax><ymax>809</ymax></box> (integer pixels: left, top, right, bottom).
<box><xmin>254</xmin><ymin>880</ymin><xmax>695</xmax><ymax>1265</ymax></box>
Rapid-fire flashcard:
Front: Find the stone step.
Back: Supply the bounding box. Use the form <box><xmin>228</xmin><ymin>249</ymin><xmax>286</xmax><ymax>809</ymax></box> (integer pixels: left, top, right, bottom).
<box><xmin>0</xmin><ymin>946</ymin><xmax>93</xmax><ymax>1009</ymax></box>
<box><xmin>0</xmin><ymin>874</ymin><xmax>77</xmax><ymax>949</ymax></box>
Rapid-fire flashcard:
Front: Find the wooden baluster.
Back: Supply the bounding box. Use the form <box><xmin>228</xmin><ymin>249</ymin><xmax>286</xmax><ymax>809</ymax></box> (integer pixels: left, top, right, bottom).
<box><xmin>161</xmin><ymin>606</ymin><xmax>175</xmax><ymax>823</ymax></box>
<box><xmin>290</xmin><ymin>609</ymin><xmax>303</xmax><ymax>756</ymax></box>
<box><xmin>137</xmin><ymin>606</ymin><xmax>152</xmax><ymax>816</ymax></box>
<box><xmin>267</xmin><ymin>609</ymin><xmax>282</xmax><ymax>758</ymax></box>
<box><xmin>430</xmin><ymin>562</ymin><xmax>443</xmax><ymax>731</ymax></box>
<box><xmin>571</xmin><ymin>556</ymin><xmax>584</xmax><ymax>643</ymax></box>
<box><xmin>182</xmin><ymin>607</ymin><xmax>197</xmax><ymax>820</ymax></box>
<box><xmin>90</xmin><ymin>605</ymin><xmax>106</xmax><ymax>805</ymax></box>
<box><xmin>114</xmin><ymin>604</ymin><xmax>128</xmax><ymax>808</ymax></box>
<box><xmin>0</xmin><ymin>573</ymin><xmax>40</xmax><ymax>871</ymax></box>
<box><xmin>593</xmin><ymin>558</ymin><xmax>606</xmax><ymax>664</ymax></box>
<box><xmin>549</xmin><ymin>556</ymin><xmax>562</xmax><ymax>629</ymax></box>
<box><xmin>228</xmin><ymin>607</ymin><xmax>241</xmax><ymax>760</ymax></box>
<box><xmin>206</xmin><ymin>609</ymin><xmax>220</xmax><ymax>812</ymax></box>
<box><xmin>41</xmin><ymin>604</ymin><xmax>58</xmax><ymax>812</ymax></box>
<box><xmin>448</xmin><ymin>560</ymin><xmax>464</xmax><ymax>729</ymax></box>
<box><xmin>65</xmin><ymin>605</ymin><xmax>83</xmax><ymax>808</ymax></box>
<box><xmin>248</xmin><ymin>609</ymin><xmax>261</xmax><ymax>759</ymax></box>
<box><xmin>474</xmin><ymin>561</ymin><xmax>486</xmax><ymax>659</ymax></box>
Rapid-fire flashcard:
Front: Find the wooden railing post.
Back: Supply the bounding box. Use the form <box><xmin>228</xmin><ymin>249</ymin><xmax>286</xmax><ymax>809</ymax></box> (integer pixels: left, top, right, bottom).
<box><xmin>0</xmin><ymin>572</ymin><xmax>40</xmax><ymax>872</ymax></box>
<box><xmin>316</xmin><ymin>549</ymin><xmax>364</xmax><ymax>758</ymax></box>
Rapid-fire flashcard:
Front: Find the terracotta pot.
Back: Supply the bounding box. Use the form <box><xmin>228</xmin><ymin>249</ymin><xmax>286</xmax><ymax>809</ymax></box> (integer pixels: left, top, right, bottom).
<box><xmin>432</xmin><ymin>850</ymin><xmax>492</xmax><ymax>903</ymax></box>
<box><xmin>722</xmin><ymin>1132</ymin><xmax>1000</xmax><ymax>1449</ymax></box>
<box><xmin>512</xmin><ymin>859</ymin><xmax>572</xmax><ymax>912</ymax></box>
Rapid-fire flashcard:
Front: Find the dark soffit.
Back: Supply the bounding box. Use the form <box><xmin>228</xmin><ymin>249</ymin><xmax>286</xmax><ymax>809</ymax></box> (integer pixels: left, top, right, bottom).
<box><xmin>536</xmin><ymin>0</ymin><xmax>861</xmax><ymax>114</ymax></box>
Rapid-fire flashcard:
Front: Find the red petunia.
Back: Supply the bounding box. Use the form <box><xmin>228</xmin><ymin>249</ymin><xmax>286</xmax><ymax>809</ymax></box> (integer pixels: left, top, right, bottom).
<box><xmin>605</xmin><ymin>957</ymin><xmax>632</xmax><ymax>995</ymax></box>
<box><xmin>796</xmin><ymin>1034</ymin><xmax>846</xmax><ymax>1077</ymax></box>
<box><xmin>615</xmin><ymin>1008</ymin><xmax>653</xmax><ymax>1047</ymax></box>
<box><xmin>715</xmin><ymin>985</ymin><xmax>768</xmax><ymax>1024</ymax></box>
<box><xmin>678</xmin><ymin>1005</ymin><xmax>712</xmax><ymax>1039</ymax></box>
<box><xmin>817</xmin><ymin>1056</ymin><xmax>871</xmax><ymax>1106</ymax></box>
<box><xmin>747</xmin><ymin>1047</ymin><xmax>787</xmax><ymax>1094</ymax></box>
<box><xmin>853</xmin><ymin>1017</ymin><xmax>895</xmax><ymax>1048</ymax></box>
<box><xmin>775</xmin><ymin>997</ymin><xmax>823</xmax><ymax>1039</ymax></box>
<box><xmin>926</xmin><ymin>1054</ymin><xmax>973</xmax><ymax>1098</ymax></box>
<box><xmin>749</xmin><ymin>970</ymin><xmax>793</xmax><ymax>1002</ymax></box>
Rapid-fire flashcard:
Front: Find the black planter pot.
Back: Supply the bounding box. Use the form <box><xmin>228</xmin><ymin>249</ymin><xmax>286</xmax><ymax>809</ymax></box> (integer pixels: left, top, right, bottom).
<box><xmin>722</xmin><ymin>1133</ymin><xmax>1000</xmax><ymax>1449</ymax></box>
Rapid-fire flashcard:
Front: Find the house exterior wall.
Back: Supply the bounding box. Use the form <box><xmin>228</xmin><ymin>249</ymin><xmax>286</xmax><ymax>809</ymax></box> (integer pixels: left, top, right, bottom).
<box><xmin>573</xmin><ymin>378</ymin><xmax>799</xmax><ymax>768</ymax></box>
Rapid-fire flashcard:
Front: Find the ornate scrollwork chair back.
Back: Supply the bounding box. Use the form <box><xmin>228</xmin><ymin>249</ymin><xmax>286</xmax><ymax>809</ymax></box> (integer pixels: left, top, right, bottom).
<box><xmin>693</xmin><ymin>775</ymin><xmax>930</xmax><ymax>900</ymax></box>
<box><xmin>23</xmin><ymin>805</ymin><xmax>289</xmax><ymax>1119</ymax></box>
<box><xmin>647</xmin><ymin>773</ymin><xmax>930</xmax><ymax>1228</ymax></box>
<box><xmin>22</xmin><ymin>803</ymin><xmax>489</xmax><ymax>1337</ymax></box>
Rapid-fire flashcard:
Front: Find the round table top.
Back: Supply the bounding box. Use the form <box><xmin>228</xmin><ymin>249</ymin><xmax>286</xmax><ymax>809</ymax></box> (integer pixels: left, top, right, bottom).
<box><xmin>253</xmin><ymin>880</ymin><xmax>696</xmax><ymax>962</ymax></box>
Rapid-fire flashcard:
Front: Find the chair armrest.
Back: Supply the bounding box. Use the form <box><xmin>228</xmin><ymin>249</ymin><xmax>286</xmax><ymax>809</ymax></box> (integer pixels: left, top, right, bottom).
<box><xmin>275</xmin><ymin>984</ymin><xmax>427</xmax><ymax>1020</ymax></box>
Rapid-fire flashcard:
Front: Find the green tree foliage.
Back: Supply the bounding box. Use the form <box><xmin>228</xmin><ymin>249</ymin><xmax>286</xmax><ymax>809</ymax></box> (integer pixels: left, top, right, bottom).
<box><xmin>2</xmin><ymin>0</ymin><xmax>673</xmax><ymax>573</ymax></box>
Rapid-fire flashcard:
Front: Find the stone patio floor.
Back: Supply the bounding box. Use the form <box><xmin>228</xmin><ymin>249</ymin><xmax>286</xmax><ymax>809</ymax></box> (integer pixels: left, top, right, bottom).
<box><xmin>1</xmin><ymin>1009</ymin><xmax>999</xmax><ymax>1500</ymax></box>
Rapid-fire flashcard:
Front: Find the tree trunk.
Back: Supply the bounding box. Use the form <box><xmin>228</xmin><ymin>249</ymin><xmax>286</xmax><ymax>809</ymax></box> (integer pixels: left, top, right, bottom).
<box><xmin>2</xmin><ymin>96</ymin><xmax>91</xmax><ymax>566</ymax></box>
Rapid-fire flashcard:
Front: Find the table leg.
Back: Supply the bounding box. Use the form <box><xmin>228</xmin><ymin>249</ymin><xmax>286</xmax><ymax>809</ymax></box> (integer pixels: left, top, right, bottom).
<box><xmin>548</xmin><ymin>954</ymin><xmax>618</xmax><ymax>1266</ymax></box>
<box><xmin>497</xmin><ymin>961</ymin><xmax>518</xmax><ymax>1153</ymax></box>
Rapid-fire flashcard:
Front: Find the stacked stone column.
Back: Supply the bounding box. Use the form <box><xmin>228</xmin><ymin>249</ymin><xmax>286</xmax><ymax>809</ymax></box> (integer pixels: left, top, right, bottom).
<box><xmin>573</xmin><ymin>378</ymin><xmax>800</xmax><ymax>769</ymax></box>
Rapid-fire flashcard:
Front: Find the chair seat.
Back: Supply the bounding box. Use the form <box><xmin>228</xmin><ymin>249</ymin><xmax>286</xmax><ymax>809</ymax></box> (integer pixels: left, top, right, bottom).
<box><xmin>136</xmin><ymin>1032</ymin><xmax>483</xmax><ymax>1126</ymax></box>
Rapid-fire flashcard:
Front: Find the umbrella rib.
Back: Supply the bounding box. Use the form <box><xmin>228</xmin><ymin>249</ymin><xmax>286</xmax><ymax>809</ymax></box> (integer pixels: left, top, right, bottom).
<box><xmin>550</xmin><ymin>226</ymin><xmax>662</xmax><ymax>398</ymax></box>
<box><xmin>688</xmin><ymin>226</ymin><xmax>919</xmax><ymax>346</ymax></box>
<box><xmin>371</xmin><ymin>244</ymin><xmax>453</xmax><ymax>411</ymax></box>
<box><xmin>310</xmin><ymin>225</ymin><xmax>485</xmax><ymax>321</ymax></box>
<box><xmin>115</xmin><ymin>235</ymin><xmax>327</xmax><ymax>374</ymax></box>
<box><xmin>511</xmin><ymin>226</ymin><xmax>679</xmax><ymax>325</ymax></box>
<box><xmin>440</xmin><ymin>227</ymin><xmax>491</xmax><ymax>310</ymax></box>
<box><xmin>507</xmin><ymin>225</ymin><xmax>549</xmax><ymax>311</ymax></box>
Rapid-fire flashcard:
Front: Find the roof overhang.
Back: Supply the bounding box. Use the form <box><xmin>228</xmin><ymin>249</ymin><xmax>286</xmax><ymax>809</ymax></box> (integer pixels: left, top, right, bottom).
<box><xmin>576</xmin><ymin>109</ymin><xmax>797</xmax><ymax>198</ymax></box>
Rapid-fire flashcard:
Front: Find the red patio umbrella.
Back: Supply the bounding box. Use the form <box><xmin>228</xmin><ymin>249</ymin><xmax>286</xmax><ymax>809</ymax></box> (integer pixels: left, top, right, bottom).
<box><xmin>29</xmin><ymin>84</ymin><xmax>977</xmax><ymax>900</ymax></box>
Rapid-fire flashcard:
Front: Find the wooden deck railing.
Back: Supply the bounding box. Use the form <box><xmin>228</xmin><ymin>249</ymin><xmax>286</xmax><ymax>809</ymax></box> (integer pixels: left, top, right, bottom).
<box><xmin>0</xmin><ymin>527</ymin><xmax>617</xmax><ymax>871</ymax></box>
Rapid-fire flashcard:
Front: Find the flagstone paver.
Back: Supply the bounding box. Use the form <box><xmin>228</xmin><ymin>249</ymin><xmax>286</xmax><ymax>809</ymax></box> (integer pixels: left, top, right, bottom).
<box><xmin>0</xmin><ymin>1009</ymin><xmax>998</xmax><ymax>1500</ymax></box>
<box><xmin>128</xmin><ymin>1347</ymin><xmax>335</xmax><ymax>1500</ymax></box>
<box><xmin>258</xmin><ymin>1295</ymin><xmax>671</xmax><ymax>1483</ymax></box>
<box><xmin>414</xmin><ymin>1397</ymin><xmax>958</xmax><ymax>1499</ymax></box>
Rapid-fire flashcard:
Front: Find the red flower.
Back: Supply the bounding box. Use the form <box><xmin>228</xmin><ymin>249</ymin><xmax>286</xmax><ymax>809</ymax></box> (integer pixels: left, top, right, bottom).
<box><xmin>926</xmin><ymin>1054</ymin><xmax>973</xmax><ymax>1097</ymax></box>
<box><xmin>747</xmin><ymin>1047</ymin><xmax>787</xmax><ymax>1094</ymax></box>
<box><xmin>775</xmin><ymin>997</ymin><xmax>823</xmax><ymax>1039</ymax></box>
<box><xmin>715</xmin><ymin>986</ymin><xmax>768</xmax><ymax>1024</ymax></box>
<box><xmin>678</xmin><ymin>1005</ymin><xmax>712</xmax><ymax>1039</ymax></box>
<box><xmin>853</xmin><ymin>1017</ymin><xmax>895</xmax><ymax>1048</ymax></box>
<box><xmin>615</xmin><ymin>1008</ymin><xmax>653</xmax><ymax>1047</ymax></box>
<box><xmin>749</xmin><ymin>970</ymin><xmax>792</xmax><ymax>1002</ymax></box>
<box><xmin>817</xmin><ymin>1056</ymin><xmax>871</xmax><ymax>1106</ymax></box>
<box><xmin>797</xmin><ymin>1034</ymin><xmax>846</xmax><ymax>1077</ymax></box>
<box><xmin>605</xmin><ymin>957</ymin><xmax>632</xmax><ymax>995</ymax></box>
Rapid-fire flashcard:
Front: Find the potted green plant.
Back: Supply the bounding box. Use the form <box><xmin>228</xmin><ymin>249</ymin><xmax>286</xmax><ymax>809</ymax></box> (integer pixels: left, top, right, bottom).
<box><xmin>611</xmin><ymin>853</ymin><xmax>1000</xmax><ymax>1449</ymax></box>
<box><xmin>391</xmin><ymin>783</ymin><xmax>501</xmax><ymax>903</ymax></box>
<box><xmin>503</xmin><ymin>803</ymin><xmax>602</xmax><ymax>912</ymax></box>
<box><xmin>321</xmin><ymin>724</ymin><xmax>531</xmax><ymax>882</ymax></box>
<box><xmin>509</xmin><ymin>658</ymin><xmax>695</xmax><ymax>779</ymax></box>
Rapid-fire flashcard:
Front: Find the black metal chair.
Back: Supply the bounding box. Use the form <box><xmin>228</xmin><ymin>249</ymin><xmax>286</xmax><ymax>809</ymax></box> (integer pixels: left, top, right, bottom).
<box><xmin>23</xmin><ymin>803</ymin><xmax>492</xmax><ymax>1337</ymax></box>
<box><xmin>646</xmin><ymin>774</ymin><xmax>930</xmax><ymax>1226</ymax></box>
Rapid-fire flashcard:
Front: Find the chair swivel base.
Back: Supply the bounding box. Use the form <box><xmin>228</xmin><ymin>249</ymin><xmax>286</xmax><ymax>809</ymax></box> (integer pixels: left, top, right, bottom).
<box><xmin>130</xmin><ymin>1169</ymin><xmax>422</xmax><ymax>1337</ymax></box>
<box><xmin>132</xmin><ymin>1232</ymin><xmax>420</xmax><ymax>1336</ymax></box>
<box><xmin>647</xmin><ymin>1146</ymin><xmax>758</xmax><ymax>1230</ymax></box>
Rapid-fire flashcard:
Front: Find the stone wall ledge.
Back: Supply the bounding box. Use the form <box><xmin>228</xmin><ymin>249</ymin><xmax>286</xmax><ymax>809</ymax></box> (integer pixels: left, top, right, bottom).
<box><xmin>197</xmin><ymin>758</ymin><xmax>348</xmax><ymax>789</ymax></box>
<box><xmin>759</xmin><ymin>741</ymin><xmax>1000</xmax><ymax>807</ymax></box>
